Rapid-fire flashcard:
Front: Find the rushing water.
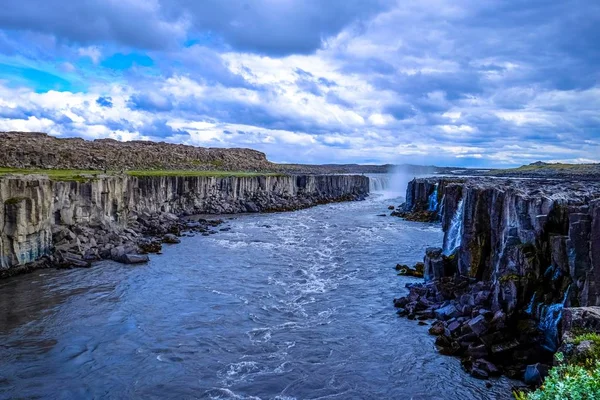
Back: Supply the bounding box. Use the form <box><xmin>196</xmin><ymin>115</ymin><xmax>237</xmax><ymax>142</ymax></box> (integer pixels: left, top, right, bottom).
<box><xmin>443</xmin><ymin>198</ymin><xmax>465</xmax><ymax>256</ymax></box>
<box><xmin>427</xmin><ymin>184</ymin><xmax>439</xmax><ymax>212</ymax></box>
<box><xmin>0</xmin><ymin>192</ymin><xmax>514</xmax><ymax>399</ymax></box>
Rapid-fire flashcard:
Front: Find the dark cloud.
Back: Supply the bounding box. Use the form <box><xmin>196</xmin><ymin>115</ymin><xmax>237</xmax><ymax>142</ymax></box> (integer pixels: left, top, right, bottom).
<box><xmin>384</xmin><ymin>104</ymin><xmax>416</xmax><ymax>121</ymax></box>
<box><xmin>96</xmin><ymin>96</ymin><xmax>113</xmax><ymax>108</ymax></box>
<box><xmin>0</xmin><ymin>1</ymin><xmax>182</xmax><ymax>49</ymax></box>
<box><xmin>0</xmin><ymin>0</ymin><xmax>391</xmax><ymax>55</ymax></box>
<box><xmin>128</xmin><ymin>93</ymin><xmax>173</xmax><ymax>112</ymax></box>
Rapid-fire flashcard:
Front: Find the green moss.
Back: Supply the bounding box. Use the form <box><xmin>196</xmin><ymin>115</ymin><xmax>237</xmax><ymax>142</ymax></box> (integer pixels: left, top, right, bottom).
<box><xmin>4</xmin><ymin>197</ymin><xmax>27</xmax><ymax>205</ymax></box>
<box><xmin>0</xmin><ymin>167</ymin><xmax>285</xmax><ymax>180</ymax></box>
<box><xmin>499</xmin><ymin>273</ymin><xmax>521</xmax><ymax>283</ymax></box>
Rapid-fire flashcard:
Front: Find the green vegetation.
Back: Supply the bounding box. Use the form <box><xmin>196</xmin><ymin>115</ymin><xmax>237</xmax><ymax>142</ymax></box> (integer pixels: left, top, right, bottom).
<box><xmin>4</xmin><ymin>197</ymin><xmax>27</xmax><ymax>205</ymax></box>
<box><xmin>514</xmin><ymin>361</ymin><xmax>600</xmax><ymax>400</ymax></box>
<box><xmin>126</xmin><ymin>170</ymin><xmax>282</xmax><ymax>178</ymax></box>
<box><xmin>0</xmin><ymin>167</ymin><xmax>284</xmax><ymax>181</ymax></box>
<box><xmin>515</xmin><ymin>333</ymin><xmax>600</xmax><ymax>400</ymax></box>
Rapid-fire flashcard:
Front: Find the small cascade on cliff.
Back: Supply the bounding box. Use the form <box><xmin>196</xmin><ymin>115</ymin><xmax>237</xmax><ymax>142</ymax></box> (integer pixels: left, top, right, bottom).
<box><xmin>428</xmin><ymin>183</ymin><xmax>439</xmax><ymax>211</ymax></box>
<box><xmin>537</xmin><ymin>287</ymin><xmax>570</xmax><ymax>352</ymax></box>
<box><xmin>369</xmin><ymin>175</ymin><xmax>391</xmax><ymax>192</ymax></box>
<box><xmin>443</xmin><ymin>198</ymin><xmax>464</xmax><ymax>255</ymax></box>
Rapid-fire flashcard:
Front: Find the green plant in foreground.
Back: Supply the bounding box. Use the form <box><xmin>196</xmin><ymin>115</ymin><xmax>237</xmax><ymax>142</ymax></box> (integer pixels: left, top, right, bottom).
<box><xmin>515</xmin><ymin>360</ymin><xmax>600</xmax><ymax>400</ymax></box>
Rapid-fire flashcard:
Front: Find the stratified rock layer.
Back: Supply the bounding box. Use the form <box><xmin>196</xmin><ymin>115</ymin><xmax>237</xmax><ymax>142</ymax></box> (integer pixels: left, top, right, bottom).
<box><xmin>0</xmin><ymin>174</ymin><xmax>369</xmax><ymax>276</ymax></box>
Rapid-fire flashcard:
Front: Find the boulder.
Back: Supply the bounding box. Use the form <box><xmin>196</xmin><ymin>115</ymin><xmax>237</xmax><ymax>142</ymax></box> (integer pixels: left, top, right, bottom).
<box><xmin>119</xmin><ymin>254</ymin><xmax>150</xmax><ymax>264</ymax></box>
<box><xmin>435</xmin><ymin>304</ymin><xmax>461</xmax><ymax>320</ymax></box>
<box><xmin>163</xmin><ymin>234</ymin><xmax>181</xmax><ymax>244</ymax></box>
<box><xmin>468</xmin><ymin>315</ymin><xmax>489</xmax><ymax>336</ymax></box>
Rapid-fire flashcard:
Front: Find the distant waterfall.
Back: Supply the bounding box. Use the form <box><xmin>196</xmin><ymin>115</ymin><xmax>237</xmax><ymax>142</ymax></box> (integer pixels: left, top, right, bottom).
<box><xmin>428</xmin><ymin>183</ymin><xmax>439</xmax><ymax>211</ymax></box>
<box><xmin>443</xmin><ymin>198</ymin><xmax>464</xmax><ymax>255</ymax></box>
<box><xmin>369</xmin><ymin>175</ymin><xmax>391</xmax><ymax>192</ymax></box>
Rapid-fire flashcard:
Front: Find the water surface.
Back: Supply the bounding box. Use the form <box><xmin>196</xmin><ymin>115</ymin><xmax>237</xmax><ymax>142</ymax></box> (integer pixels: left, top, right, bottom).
<box><xmin>0</xmin><ymin>192</ymin><xmax>514</xmax><ymax>399</ymax></box>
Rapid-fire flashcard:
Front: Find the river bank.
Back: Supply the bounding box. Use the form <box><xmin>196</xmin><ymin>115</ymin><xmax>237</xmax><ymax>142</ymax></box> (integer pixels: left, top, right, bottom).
<box><xmin>0</xmin><ymin>173</ymin><xmax>368</xmax><ymax>278</ymax></box>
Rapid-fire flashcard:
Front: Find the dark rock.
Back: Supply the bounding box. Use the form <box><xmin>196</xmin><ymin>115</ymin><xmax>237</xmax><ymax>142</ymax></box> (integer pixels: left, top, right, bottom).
<box><xmin>119</xmin><ymin>254</ymin><xmax>150</xmax><ymax>264</ymax></box>
<box><xmin>491</xmin><ymin>340</ymin><xmax>520</xmax><ymax>354</ymax></box>
<box><xmin>435</xmin><ymin>304</ymin><xmax>460</xmax><ymax>320</ymax></box>
<box><xmin>466</xmin><ymin>344</ymin><xmax>488</xmax><ymax>359</ymax></box>
<box><xmin>524</xmin><ymin>363</ymin><xmax>549</xmax><ymax>386</ymax></box>
<box><xmin>163</xmin><ymin>234</ymin><xmax>181</xmax><ymax>244</ymax></box>
<box><xmin>468</xmin><ymin>315</ymin><xmax>489</xmax><ymax>336</ymax></box>
<box><xmin>429</xmin><ymin>321</ymin><xmax>445</xmax><ymax>336</ymax></box>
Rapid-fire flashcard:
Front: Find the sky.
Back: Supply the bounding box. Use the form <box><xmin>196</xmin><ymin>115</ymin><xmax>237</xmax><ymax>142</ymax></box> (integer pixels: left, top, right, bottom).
<box><xmin>0</xmin><ymin>0</ymin><xmax>598</xmax><ymax>167</ymax></box>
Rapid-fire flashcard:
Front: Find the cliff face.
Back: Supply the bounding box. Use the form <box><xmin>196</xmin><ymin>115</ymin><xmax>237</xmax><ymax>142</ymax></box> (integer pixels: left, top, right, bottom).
<box><xmin>0</xmin><ymin>174</ymin><xmax>369</xmax><ymax>275</ymax></box>
<box><xmin>406</xmin><ymin>178</ymin><xmax>600</xmax><ymax>344</ymax></box>
<box><xmin>0</xmin><ymin>176</ymin><xmax>54</xmax><ymax>268</ymax></box>
<box><xmin>397</xmin><ymin>177</ymin><xmax>600</xmax><ymax>379</ymax></box>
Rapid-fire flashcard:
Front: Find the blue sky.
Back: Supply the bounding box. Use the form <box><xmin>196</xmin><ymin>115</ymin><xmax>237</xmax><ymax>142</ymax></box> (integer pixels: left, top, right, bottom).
<box><xmin>0</xmin><ymin>0</ymin><xmax>598</xmax><ymax>167</ymax></box>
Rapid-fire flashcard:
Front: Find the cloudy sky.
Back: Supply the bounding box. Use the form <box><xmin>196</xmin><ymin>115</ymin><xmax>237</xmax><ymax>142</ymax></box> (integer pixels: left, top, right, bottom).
<box><xmin>0</xmin><ymin>0</ymin><xmax>598</xmax><ymax>167</ymax></box>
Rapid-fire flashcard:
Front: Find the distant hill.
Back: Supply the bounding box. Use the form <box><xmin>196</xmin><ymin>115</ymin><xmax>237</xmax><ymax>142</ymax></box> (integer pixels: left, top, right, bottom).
<box><xmin>489</xmin><ymin>161</ymin><xmax>600</xmax><ymax>179</ymax></box>
<box><xmin>0</xmin><ymin>132</ymin><xmax>437</xmax><ymax>175</ymax></box>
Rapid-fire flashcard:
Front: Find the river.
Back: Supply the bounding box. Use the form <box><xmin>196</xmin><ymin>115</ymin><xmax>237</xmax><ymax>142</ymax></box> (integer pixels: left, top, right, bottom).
<box><xmin>0</xmin><ymin>185</ymin><xmax>514</xmax><ymax>399</ymax></box>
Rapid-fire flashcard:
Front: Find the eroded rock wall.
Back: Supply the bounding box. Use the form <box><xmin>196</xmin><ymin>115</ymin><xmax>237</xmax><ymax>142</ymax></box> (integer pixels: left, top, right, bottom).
<box><xmin>0</xmin><ymin>176</ymin><xmax>54</xmax><ymax>269</ymax></box>
<box><xmin>406</xmin><ymin>177</ymin><xmax>600</xmax><ymax>311</ymax></box>
<box><xmin>0</xmin><ymin>174</ymin><xmax>369</xmax><ymax>275</ymax></box>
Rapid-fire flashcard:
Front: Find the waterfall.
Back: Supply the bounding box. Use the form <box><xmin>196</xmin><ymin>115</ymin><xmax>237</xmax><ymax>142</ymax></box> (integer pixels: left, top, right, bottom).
<box><xmin>537</xmin><ymin>287</ymin><xmax>570</xmax><ymax>352</ymax></box>
<box><xmin>369</xmin><ymin>175</ymin><xmax>391</xmax><ymax>192</ymax></box>
<box><xmin>428</xmin><ymin>183</ymin><xmax>439</xmax><ymax>211</ymax></box>
<box><xmin>443</xmin><ymin>198</ymin><xmax>464</xmax><ymax>255</ymax></box>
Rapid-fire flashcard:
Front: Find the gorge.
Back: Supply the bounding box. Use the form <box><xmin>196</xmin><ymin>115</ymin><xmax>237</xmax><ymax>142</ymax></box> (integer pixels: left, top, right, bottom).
<box><xmin>1</xmin><ymin>132</ymin><xmax>600</xmax><ymax>398</ymax></box>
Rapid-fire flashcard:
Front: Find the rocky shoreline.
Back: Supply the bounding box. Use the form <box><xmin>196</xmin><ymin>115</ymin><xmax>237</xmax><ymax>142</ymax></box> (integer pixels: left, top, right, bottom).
<box><xmin>0</xmin><ymin>173</ymin><xmax>369</xmax><ymax>278</ymax></box>
<box><xmin>393</xmin><ymin>177</ymin><xmax>600</xmax><ymax>386</ymax></box>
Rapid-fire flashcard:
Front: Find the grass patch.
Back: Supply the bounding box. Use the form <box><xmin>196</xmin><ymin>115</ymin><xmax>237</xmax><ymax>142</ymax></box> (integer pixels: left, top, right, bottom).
<box><xmin>0</xmin><ymin>168</ymin><xmax>101</xmax><ymax>181</ymax></box>
<box><xmin>0</xmin><ymin>167</ymin><xmax>284</xmax><ymax>180</ymax></box>
<box><xmin>126</xmin><ymin>170</ymin><xmax>283</xmax><ymax>178</ymax></box>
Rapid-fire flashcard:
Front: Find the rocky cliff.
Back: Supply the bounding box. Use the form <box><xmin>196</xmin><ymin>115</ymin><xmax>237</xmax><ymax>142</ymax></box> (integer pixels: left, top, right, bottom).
<box><xmin>395</xmin><ymin>177</ymin><xmax>600</xmax><ymax>380</ymax></box>
<box><xmin>1</xmin><ymin>174</ymin><xmax>369</xmax><ymax>277</ymax></box>
<box><xmin>407</xmin><ymin>177</ymin><xmax>600</xmax><ymax>311</ymax></box>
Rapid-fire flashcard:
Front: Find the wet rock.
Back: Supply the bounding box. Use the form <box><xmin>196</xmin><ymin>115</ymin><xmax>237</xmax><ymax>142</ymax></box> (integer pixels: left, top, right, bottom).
<box><xmin>524</xmin><ymin>363</ymin><xmax>549</xmax><ymax>386</ymax></box>
<box><xmin>138</xmin><ymin>239</ymin><xmax>162</xmax><ymax>254</ymax></box>
<box><xmin>466</xmin><ymin>344</ymin><xmax>488</xmax><ymax>359</ymax></box>
<box><xmin>429</xmin><ymin>321</ymin><xmax>445</xmax><ymax>335</ymax></box>
<box><xmin>468</xmin><ymin>315</ymin><xmax>489</xmax><ymax>336</ymax></box>
<box><xmin>162</xmin><ymin>234</ymin><xmax>181</xmax><ymax>244</ymax></box>
<box><xmin>119</xmin><ymin>254</ymin><xmax>150</xmax><ymax>264</ymax></box>
<box><xmin>435</xmin><ymin>304</ymin><xmax>460</xmax><ymax>320</ymax></box>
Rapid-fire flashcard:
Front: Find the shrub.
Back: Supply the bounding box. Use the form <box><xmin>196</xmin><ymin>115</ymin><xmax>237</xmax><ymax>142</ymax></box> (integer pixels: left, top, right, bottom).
<box><xmin>516</xmin><ymin>360</ymin><xmax>600</xmax><ymax>400</ymax></box>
